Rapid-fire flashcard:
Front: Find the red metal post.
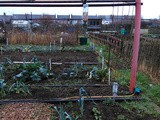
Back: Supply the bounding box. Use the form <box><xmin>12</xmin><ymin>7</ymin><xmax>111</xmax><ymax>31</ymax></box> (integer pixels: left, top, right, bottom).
<box><xmin>129</xmin><ymin>0</ymin><xmax>141</xmax><ymax>92</ymax></box>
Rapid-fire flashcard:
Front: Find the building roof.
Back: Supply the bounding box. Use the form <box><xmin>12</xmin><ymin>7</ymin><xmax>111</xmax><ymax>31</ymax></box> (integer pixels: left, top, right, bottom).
<box><xmin>71</xmin><ymin>15</ymin><xmax>82</xmax><ymax>20</ymax></box>
<box><xmin>10</xmin><ymin>14</ymin><xmax>56</xmax><ymax>20</ymax></box>
<box><xmin>57</xmin><ymin>15</ymin><xmax>70</xmax><ymax>19</ymax></box>
<box><xmin>0</xmin><ymin>15</ymin><xmax>12</xmax><ymax>22</ymax></box>
<box><xmin>0</xmin><ymin>14</ymin><xmax>134</xmax><ymax>23</ymax></box>
<box><xmin>97</xmin><ymin>15</ymin><xmax>110</xmax><ymax>20</ymax></box>
<box><xmin>12</xmin><ymin>14</ymin><xmax>27</xmax><ymax>20</ymax></box>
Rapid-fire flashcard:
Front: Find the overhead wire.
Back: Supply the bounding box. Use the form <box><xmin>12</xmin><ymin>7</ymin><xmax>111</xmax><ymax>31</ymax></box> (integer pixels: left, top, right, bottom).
<box><xmin>111</xmin><ymin>2</ymin><xmax>115</xmax><ymax>31</ymax></box>
<box><xmin>116</xmin><ymin>2</ymin><xmax>119</xmax><ymax>32</ymax></box>
<box><xmin>121</xmin><ymin>2</ymin><xmax>124</xmax><ymax>24</ymax></box>
<box><xmin>130</xmin><ymin>6</ymin><xmax>135</xmax><ymax>36</ymax></box>
<box><xmin>128</xmin><ymin>5</ymin><xmax>131</xmax><ymax>20</ymax></box>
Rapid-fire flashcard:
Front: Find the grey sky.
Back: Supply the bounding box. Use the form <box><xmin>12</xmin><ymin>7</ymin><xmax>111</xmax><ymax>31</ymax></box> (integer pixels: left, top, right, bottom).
<box><xmin>0</xmin><ymin>0</ymin><xmax>159</xmax><ymax>19</ymax></box>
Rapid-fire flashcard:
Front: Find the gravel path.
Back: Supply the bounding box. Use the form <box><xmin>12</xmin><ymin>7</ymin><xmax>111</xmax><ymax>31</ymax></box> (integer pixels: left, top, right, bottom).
<box><xmin>0</xmin><ymin>103</ymin><xmax>54</xmax><ymax>120</ymax></box>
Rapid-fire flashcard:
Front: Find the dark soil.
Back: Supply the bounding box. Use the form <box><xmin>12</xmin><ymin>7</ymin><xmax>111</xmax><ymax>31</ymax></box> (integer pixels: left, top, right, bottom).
<box><xmin>0</xmin><ymin>50</ymin><xmax>128</xmax><ymax>100</ymax></box>
<box><xmin>0</xmin><ymin>50</ymin><xmax>157</xmax><ymax>120</ymax></box>
<box><xmin>54</xmin><ymin>101</ymin><xmax>157</xmax><ymax>120</ymax></box>
<box><xmin>0</xmin><ymin>50</ymin><xmax>98</xmax><ymax>63</ymax></box>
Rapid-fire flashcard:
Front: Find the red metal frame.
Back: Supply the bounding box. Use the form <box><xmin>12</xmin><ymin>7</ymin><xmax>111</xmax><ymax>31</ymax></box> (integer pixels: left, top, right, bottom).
<box><xmin>0</xmin><ymin>0</ymin><xmax>137</xmax><ymax>7</ymax></box>
<box><xmin>0</xmin><ymin>0</ymin><xmax>142</xmax><ymax>92</ymax></box>
<box><xmin>129</xmin><ymin>0</ymin><xmax>141</xmax><ymax>92</ymax></box>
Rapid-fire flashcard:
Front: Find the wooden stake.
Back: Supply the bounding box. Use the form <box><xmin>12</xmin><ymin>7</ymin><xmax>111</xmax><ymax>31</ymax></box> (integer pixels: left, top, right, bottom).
<box><xmin>49</xmin><ymin>42</ymin><xmax>52</xmax><ymax>52</ymax></box>
<box><xmin>0</xmin><ymin>47</ymin><xmax>2</xmax><ymax>55</ymax></box>
<box><xmin>92</xmin><ymin>43</ymin><xmax>95</xmax><ymax>50</ymax></box>
<box><xmin>54</xmin><ymin>40</ymin><xmax>55</xmax><ymax>48</ymax></box>
<box><xmin>102</xmin><ymin>56</ymin><xmax>104</xmax><ymax>70</ymax></box>
<box><xmin>60</xmin><ymin>37</ymin><xmax>63</xmax><ymax>48</ymax></box>
<box><xmin>99</xmin><ymin>48</ymin><xmax>102</xmax><ymax>56</ymax></box>
<box><xmin>108</xmin><ymin>68</ymin><xmax>111</xmax><ymax>85</ymax></box>
<box><xmin>6</xmin><ymin>38</ymin><xmax>9</xmax><ymax>46</ymax></box>
<box><xmin>49</xmin><ymin>58</ymin><xmax>52</xmax><ymax>70</ymax></box>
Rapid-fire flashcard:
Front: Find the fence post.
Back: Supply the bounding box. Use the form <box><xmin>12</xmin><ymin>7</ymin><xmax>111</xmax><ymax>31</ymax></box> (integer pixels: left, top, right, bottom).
<box><xmin>120</xmin><ymin>40</ymin><xmax>123</xmax><ymax>54</ymax></box>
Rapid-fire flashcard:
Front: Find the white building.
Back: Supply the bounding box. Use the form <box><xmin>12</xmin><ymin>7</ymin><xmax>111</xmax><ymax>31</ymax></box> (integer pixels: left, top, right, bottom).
<box><xmin>12</xmin><ymin>20</ymin><xmax>31</xmax><ymax>29</ymax></box>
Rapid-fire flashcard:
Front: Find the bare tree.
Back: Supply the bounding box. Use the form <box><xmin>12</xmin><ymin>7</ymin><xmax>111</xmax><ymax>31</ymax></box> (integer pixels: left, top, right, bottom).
<box><xmin>40</xmin><ymin>14</ymin><xmax>53</xmax><ymax>32</ymax></box>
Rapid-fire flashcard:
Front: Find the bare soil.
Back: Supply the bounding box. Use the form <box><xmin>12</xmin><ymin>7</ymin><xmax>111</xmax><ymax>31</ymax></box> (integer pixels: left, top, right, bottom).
<box><xmin>0</xmin><ymin>50</ymin><xmax>158</xmax><ymax>120</ymax></box>
<box><xmin>0</xmin><ymin>50</ymin><xmax>98</xmax><ymax>63</ymax></box>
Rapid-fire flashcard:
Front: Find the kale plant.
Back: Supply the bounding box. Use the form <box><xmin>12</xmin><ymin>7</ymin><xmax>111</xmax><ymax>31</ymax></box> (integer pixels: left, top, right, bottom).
<box><xmin>14</xmin><ymin>60</ymin><xmax>49</xmax><ymax>82</ymax></box>
<box><xmin>0</xmin><ymin>79</ymin><xmax>6</xmax><ymax>96</ymax></box>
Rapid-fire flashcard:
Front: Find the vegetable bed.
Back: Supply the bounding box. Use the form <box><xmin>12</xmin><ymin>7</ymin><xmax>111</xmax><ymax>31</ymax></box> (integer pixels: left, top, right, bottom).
<box><xmin>0</xmin><ymin>49</ymin><xmax>158</xmax><ymax>120</ymax></box>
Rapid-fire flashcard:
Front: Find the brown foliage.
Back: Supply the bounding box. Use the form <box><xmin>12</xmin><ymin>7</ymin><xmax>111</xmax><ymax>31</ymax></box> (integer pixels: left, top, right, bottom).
<box><xmin>9</xmin><ymin>30</ymin><xmax>78</xmax><ymax>46</ymax></box>
<box><xmin>138</xmin><ymin>40</ymin><xmax>160</xmax><ymax>83</ymax></box>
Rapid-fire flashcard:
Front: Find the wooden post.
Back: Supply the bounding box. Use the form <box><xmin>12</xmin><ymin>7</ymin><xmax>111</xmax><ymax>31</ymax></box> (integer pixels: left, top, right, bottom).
<box><xmin>49</xmin><ymin>42</ymin><xmax>52</xmax><ymax>52</ymax></box>
<box><xmin>0</xmin><ymin>47</ymin><xmax>2</xmax><ymax>55</ymax></box>
<box><xmin>60</xmin><ymin>37</ymin><xmax>63</xmax><ymax>48</ymax></box>
<box><xmin>108</xmin><ymin>44</ymin><xmax>111</xmax><ymax>85</ymax></box>
<box><xmin>108</xmin><ymin>68</ymin><xmax>111</xmax><ymax>85</ymax></box>
<box><xmin>54</xmin><ymin>40</ymin><xmax>55</xmax><ymax>49</ymax></box>
<box><xmin>49</xmin><ymin>58</ymin><xmax>52</xmax><ymax>70</ymax></box>
<box><xmin>6</xmin><ymin>38</ymin><xmax>9</xmax><ymax>46</ymax></box>
<box><xmin>102</xmin><ymin>56</ymin><xmax>104</xmax><ymax>70</ymax></box>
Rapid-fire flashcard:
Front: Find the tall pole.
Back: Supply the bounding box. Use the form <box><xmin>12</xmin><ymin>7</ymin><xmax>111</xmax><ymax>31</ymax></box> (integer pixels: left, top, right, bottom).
<box><xmin>129</xmin><ymin>0</ymin><xmax>141</xmax><ymax>92</ymax></box>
